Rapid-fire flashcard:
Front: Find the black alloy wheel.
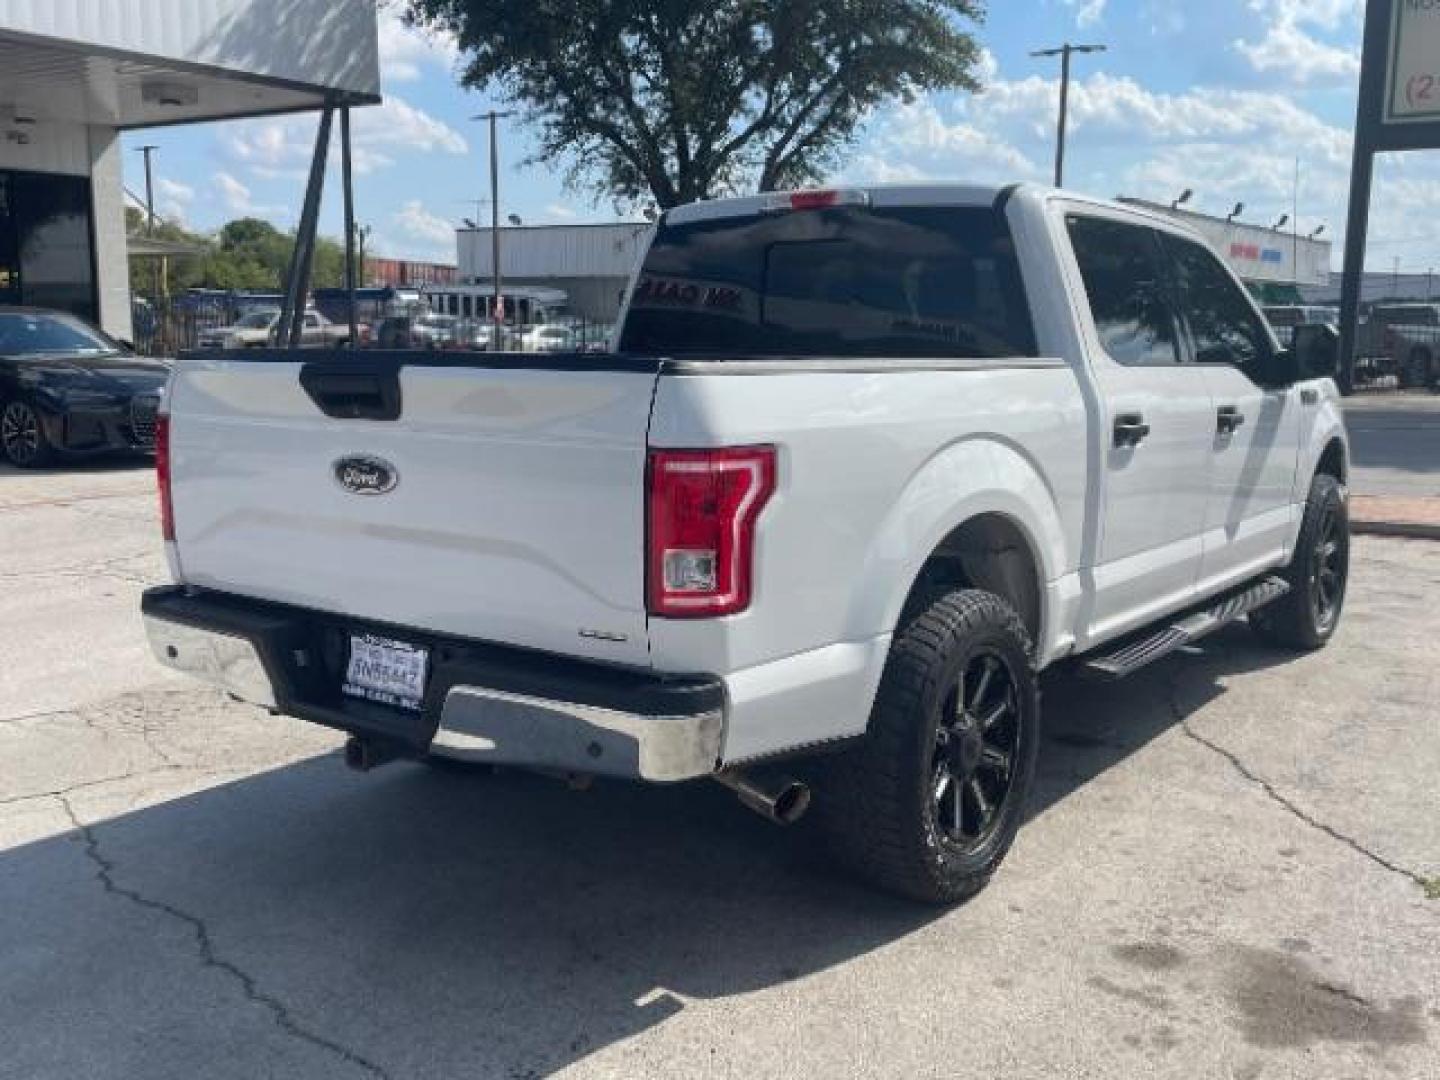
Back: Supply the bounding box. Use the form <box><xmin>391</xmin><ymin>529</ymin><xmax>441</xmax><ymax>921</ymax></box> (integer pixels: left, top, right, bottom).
<box><xmin>1</xmin><ymin>400</ymin><xmax>53</xmax><ymax>468</ymax></box>
<box><xmin>1307</xmin><ymin>498</ymin><xmax>1347</xmax><ymax>636</ymax></box>
<box><xmin>930</xmin><ymin>650</ymin><xmax>1023</xmax><ymax>851</ymax></box>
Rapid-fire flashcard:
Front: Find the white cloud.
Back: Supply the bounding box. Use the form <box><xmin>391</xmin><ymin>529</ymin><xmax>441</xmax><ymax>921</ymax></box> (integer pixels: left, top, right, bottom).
<box><xmin>382</xmin><ymin>200</ymin><xmax>456</xmax><ymax>261</ymax></box>
<box><xmin>377</xmin><ymin>7</ymin><xmax>458</xmax><ymax>85</ymax></box>
<box><xmin>544</xmin><ymin>203</ymin><xmax>577</xmax><ymax>220</ymax></box>
<box><xmin>854</xmin><ymin>99</ymin><xmax>1041</xmax><ymax>184</ymax></box>
<box><xmin>1232</xmin><ymin>0</ymin><xmax>1361</xmax><ymax>84</ymax></box>
<box><xmin>214</xmin><ymin>171</ymin><xmax>253</xmax><ymax>214</ymax></box>
<box><xmin>1066</xmin><ymin>0</ymin><xmax>1107</xmax><ymax>28</ymax></box>
<box><xmin>222</xmin><ymin>95</ymin><xmax>467</xmax><ymax>180</ymax></box>
<box><xmin>154</xmin><ymin>177</ymin><xmax>194</xmax><ymax>223</ymax></box>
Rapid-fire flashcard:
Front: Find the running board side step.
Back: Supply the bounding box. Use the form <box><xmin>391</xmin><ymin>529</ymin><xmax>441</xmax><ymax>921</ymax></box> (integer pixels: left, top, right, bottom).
<box><xmin>1080</xmin><ymin>575</ymin><xmax>1291</xmax><ymax>681</ymax></box>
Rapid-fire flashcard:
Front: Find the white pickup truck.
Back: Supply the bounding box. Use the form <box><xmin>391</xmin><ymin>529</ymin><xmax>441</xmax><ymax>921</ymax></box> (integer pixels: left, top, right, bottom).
<box><xmin>142</xmin><ymin>184</ymin><xmax>1350</xmax><ymax>903</ymax></box>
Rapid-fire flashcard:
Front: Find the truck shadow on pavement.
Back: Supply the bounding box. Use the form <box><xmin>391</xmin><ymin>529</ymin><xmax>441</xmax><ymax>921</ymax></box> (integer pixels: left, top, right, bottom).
<box><xmin>4</xmin><ymin>626</ymin><xmax>1296</xmax><ymax>1078</ymax></box>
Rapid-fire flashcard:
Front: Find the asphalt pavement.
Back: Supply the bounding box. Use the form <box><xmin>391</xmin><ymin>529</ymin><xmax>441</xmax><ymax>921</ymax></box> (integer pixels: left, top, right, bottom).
<box><xmin>0</xmin><ymin>458</ymin><xmax>1436</xmax><ymax>1080</ymax></box>
<box><xmin>1344</xmin><ymin>391</ymin><xmax>1440</xmax><ymax>500</ymax></box>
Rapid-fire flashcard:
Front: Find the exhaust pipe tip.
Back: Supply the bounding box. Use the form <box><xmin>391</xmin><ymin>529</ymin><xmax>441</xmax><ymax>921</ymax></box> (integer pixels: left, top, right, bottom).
<box><xmin>715</xmin><ymin>768</ymin><xmax>812</xmax><ymax>826</ymax></box>
<box><xmin>768</xmin><ymin>779</ymin><xmax>811</xmax><ymax>826</ymax></box>
<box><xmin>344</xmin><ymin>736</ymin><xmax>401</xmax><ymax>773</ymax></box>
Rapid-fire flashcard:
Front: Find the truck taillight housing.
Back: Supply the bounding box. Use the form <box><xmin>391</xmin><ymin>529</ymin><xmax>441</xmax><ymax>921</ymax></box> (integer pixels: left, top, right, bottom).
<box><xmin>156</xmin><ymin>413</ymin><xmax>175</xmax><ymax>542</ymax></box>
<box><xmin>647</xmin><ymin>446</ymin><xmax>776</xmax><ymax>618</ymax></box>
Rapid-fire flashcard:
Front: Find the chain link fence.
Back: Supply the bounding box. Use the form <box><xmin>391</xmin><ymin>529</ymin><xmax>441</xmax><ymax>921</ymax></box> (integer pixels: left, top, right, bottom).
<box><xmin>130</xmin><ymin>293</ymin><xmax>615</xmax><ymax>358</ymax></box>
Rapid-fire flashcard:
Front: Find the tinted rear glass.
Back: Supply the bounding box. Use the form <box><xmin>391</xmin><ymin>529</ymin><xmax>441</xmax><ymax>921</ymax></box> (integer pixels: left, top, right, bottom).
<box><xmin>619</xmin><ymin>205</ymin><xmax>1036</xmax><ymax>358</ymax></box>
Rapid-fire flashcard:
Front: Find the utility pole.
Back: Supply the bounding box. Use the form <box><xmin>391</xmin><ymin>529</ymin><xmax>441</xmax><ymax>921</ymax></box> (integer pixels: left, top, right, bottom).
<box><xmin>355</xmin><ymin>224</ymin><xmax>371</xmax><ymax>287</ymax></box>
<box><xmin>135</xmin><ymin>144</ymin><xmax>163</xmax><ymax>312</ymax></box>
<box><xmin>1031</xmin><ymin>43</ymin><xmax>1106</xmax><ymax>187</ymax></box>
<box><xmin>136</xmin><ymin>144</ymin><xmax>159</xmax><ymax>234</ymax></box>
<box><xmin>471</xmin><ymin>110</ymin><xmax>516</xmax><ymax>340</ymax></box>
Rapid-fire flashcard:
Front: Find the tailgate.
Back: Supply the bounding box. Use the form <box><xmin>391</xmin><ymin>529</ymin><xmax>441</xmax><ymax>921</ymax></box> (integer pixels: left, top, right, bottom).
<box><xmin>166</xmin><ymin>351</ymin><xmax>661</xmax><ymax>666</ymax></box>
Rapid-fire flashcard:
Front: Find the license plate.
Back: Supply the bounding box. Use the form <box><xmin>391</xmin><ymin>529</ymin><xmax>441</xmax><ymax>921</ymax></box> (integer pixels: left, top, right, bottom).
<box><xmin>343</xmin><ymin>633</ymin><xmax>429</xmax><ymax>711</ymax></box>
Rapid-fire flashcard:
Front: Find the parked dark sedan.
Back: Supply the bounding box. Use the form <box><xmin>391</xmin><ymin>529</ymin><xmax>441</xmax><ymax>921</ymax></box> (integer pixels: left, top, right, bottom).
<box><xmin>0</xmin><ymin>307</ymin><xmax>170</xmax><ymax>468</ymax></box>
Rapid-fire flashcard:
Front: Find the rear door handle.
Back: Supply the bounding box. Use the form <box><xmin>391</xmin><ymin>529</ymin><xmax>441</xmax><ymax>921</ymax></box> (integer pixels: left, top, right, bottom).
<box><xmin>1113</xmin><ymin>413</ymin><xmax>1151</xmax><ymax>448</ymax></box>
<box><xmin>1216</xmin><ymin>405</ymin><xmax>1245</xmax><ymax>434</ymax></box>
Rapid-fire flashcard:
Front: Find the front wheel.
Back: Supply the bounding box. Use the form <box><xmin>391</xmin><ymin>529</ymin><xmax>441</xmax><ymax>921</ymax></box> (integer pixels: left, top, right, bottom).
<box><xmin>1251</xmin><ymin>472</ymin><xmax>1349</xmax><ymax>650</ymax></box>
<box><xmin>1</xmin><ymin>399</ymin><xmax>55</xmax><ymax>468</ymax></box>
<box><xmin>813</xmin><ymin>589</ymin><xmax>1040</xmax><ymax>904</ymax></box>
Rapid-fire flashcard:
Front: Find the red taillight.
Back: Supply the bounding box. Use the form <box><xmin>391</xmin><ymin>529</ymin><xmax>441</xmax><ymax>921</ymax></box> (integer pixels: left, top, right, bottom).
<box><xmin>647</xmin><ymin>446</ymin><xmax>777</xmax><ymax>618</ymax></box>
<box><xmin>789</xmin><ymin>190</ymin><xmax>841</xmax><ymax>210</ymax></box>
<box><xmin>156</xmin><ymin>413</ymin><xmax>175</xmax><ymax>542</ymax></box>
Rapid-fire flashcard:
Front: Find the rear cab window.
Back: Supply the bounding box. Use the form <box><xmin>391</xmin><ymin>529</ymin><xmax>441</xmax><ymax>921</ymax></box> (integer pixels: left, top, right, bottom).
<box><xmin>619</xmin><ymin>203</ymin><xmax>1037</xmax><ymax>359</ymax></box>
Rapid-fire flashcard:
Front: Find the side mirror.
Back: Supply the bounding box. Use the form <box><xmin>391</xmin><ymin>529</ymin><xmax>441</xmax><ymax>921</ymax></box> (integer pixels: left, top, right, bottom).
<box><xmin>117</xmin><ymin>338</ymin><xmax>135</xmax><ymax>352</ymax></box>
<box><xmin>1290</xmin><ymin>323</ymin><xmax>1340</xmax><ymax>381</ymax></box>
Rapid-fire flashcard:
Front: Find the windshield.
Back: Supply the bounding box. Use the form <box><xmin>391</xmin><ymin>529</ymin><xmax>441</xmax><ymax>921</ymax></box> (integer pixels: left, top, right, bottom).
<box><xmin>235</xmin><ymin>310</ymin><xmax>278</xmax><ymax>328</ymax></box>
<box><xmin>620</xmin><ymin>204</ymin><xmax>1037</xmax><ymax>359</ymax></box>
<box><xmin>0</xmin><ymin>311</ymin><xmax>120</xmax><ymax>356</ymax></box>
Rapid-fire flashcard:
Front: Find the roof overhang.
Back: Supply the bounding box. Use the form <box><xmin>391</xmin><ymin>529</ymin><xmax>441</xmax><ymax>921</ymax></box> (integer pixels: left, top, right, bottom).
<box><xmin>0</xmin><ymin>0</ymin><xmax>379</xmax><ymax>129</ymax></box>
<box><xmin>127</xmin><ymin>234</ymin><xmax>208</xmax><ymax>259</ymax></box>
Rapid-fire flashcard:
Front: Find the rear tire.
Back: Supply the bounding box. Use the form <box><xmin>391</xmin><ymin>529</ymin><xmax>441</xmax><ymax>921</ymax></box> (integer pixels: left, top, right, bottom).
<box><xmin>1251</xmin><ymin>472</ymin><xmax>1348</xmax><ymax>650</ymax></box>
<box><xmin>1</xmin><ymin>399</ymin><xmax>55</xmax><ymax>468</ymax></box>
<box><xmin>812</xmin><ymin>589</ymin><xmax>1040</xmax><ymax>904</ymax></box>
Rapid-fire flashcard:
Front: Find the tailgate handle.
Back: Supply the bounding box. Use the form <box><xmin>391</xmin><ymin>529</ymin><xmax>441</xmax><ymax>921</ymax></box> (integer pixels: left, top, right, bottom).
<box><xmin>299</xmin><ymin>363</ymin><xmax>402</xmax><ymax>421</ymax></box>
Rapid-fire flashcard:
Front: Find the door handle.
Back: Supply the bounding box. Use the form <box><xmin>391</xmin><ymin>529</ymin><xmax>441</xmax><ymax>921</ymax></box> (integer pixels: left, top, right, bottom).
<box><xmin>1216</xmin><ymin>405</ymin><xmax>1245</xmax><ymax>435</ymax></box>
<box><xmin>1113</xmin><ymin>413</ymin><xmax>1151</xmax><ymax>448</ymax></box>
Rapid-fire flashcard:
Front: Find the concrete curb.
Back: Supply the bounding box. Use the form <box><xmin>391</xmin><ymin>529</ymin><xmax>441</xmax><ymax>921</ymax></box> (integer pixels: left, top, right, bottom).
<box><xmin>1352</xmin><ymin>519</ymin><xmax>1440</xmax><ymax>541</ymax></box>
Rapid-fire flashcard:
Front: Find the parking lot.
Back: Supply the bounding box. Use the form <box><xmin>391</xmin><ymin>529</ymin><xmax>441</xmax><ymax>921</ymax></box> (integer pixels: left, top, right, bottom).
<box><xmin>2</xmin><ymin>445</ymin><xmax>1437</xmax><ymax>1079</ymax></box>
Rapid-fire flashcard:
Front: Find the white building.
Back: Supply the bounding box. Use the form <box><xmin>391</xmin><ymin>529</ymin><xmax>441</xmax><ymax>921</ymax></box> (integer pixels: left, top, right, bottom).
<box><xmin>458</xmin><ymin>222</ymin><xmax>655</xmax><ymax>323</ymax></box>
<box><xmin>1119</xmin><ymin>197</ymin><xmax>1332</xmax><ymax>300</ymax></box>
<box><xmin>0</xmin><ymin>0</ymin><xmax>380</xmax><ymax>340</ymax></box>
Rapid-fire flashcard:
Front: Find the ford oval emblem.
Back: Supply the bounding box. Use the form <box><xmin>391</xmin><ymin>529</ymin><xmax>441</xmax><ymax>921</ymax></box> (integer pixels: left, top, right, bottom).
<box><xmin>334</xmin><ymin>455</ymin><xmax>398</xmax><ymax>495</ymax></box>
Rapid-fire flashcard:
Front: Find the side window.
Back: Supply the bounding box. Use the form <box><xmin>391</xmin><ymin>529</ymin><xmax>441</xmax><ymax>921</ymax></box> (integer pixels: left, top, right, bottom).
<box><xmin>1164</xmin><ymin>235</ymin><xmax>1272</xmax><ymax>372</ymax></box>
<box><xmin>1066</xmin><ymin>215</ymin><xmax>1181</xmax><ymax>366</ymax></box>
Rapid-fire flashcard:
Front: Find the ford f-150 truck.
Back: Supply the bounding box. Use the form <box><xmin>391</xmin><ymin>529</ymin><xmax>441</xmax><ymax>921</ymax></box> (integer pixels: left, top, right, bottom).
<box><xmin>141</xmin><ymin>184</ymin><xmax>1350</xmax><ymax>903</ymax></box>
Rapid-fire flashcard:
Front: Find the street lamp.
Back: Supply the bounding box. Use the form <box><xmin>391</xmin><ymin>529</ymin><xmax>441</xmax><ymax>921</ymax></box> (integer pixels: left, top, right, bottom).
<box><xmin>1171</xmin><ymin>188</ymin><xmax>1193</xmax><ymax>210</ymax></box>
<box><xmin>1226</xmin><ymin>202</ymin><xmax>1245</xmax><ymax>222</ymax></box>
<box><xmin>1030</xmin><ymin>42</ymin><xmax>1107</xmax><ymax>187</ymax></box>
<box><xmin>470</xmin><ymin>110</ymin><xmax>518</xmax><ymax>334</ymax></box>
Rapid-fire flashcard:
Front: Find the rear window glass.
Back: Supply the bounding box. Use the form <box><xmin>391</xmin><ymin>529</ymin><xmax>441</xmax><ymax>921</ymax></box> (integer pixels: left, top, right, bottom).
<box><xmin>619</xmin><ymin>205</ymin><xmax>1036</xmax><ymax>358</ymax></box>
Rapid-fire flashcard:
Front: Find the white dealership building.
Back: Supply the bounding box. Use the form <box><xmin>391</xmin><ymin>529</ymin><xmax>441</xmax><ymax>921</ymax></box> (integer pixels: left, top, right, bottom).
<box><xmin>0</xmin><ymin>0</ymin><xmax>380</xmax><ymax>340</ymax></box>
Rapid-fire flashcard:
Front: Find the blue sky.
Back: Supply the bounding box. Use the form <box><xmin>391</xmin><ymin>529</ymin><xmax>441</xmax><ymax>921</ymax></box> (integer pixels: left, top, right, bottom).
<box><xmin>121</xmin><ymin>1</ymin><xmax>1433</xmax><ymax>272</ymax></box>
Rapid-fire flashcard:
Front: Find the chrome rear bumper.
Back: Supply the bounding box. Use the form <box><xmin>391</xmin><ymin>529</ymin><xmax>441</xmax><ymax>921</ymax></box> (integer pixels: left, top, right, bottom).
<box><xmin>142</xmin><ymin>586</ymin><xmax>724</xmax><ymax>783</ymax></box>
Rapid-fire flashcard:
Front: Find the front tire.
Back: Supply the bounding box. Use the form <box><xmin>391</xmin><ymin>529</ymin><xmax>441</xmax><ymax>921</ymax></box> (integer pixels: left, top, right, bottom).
<box><xmin>1251</xmin><ymin>472</ymin><xmax>1349</xmax><ymax>650</ymax></box>
<box><xmin>813</xmin><ymin>589</ymin><xmax>1040</xmax><ymax>904</ymax></box>
<box><xmin>1</xmin><ymin>399</ymin><xmax>55</xmax><ymax>468</ymax></box>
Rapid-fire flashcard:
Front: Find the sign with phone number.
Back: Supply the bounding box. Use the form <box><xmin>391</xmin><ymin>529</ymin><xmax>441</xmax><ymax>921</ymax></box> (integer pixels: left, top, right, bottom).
<box><xmin>1387</xmin><ymin>0</ymin><xmax>1440</xmax><ymax>122</ymax></box>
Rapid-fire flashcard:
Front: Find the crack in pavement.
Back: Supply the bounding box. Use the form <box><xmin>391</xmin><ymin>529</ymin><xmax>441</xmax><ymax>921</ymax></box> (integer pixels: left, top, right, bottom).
<box><xmin>0</xmin><ymin>767</ymin><xmax>177</xmax><ymax>807</ymax></box>
<box><xmin>56</xmin><ymin>793</ymin><xmax>391</xmax><ymax>1079</ymax></box>
<box><xmin>0</xmin><ymin>707</ymin><xmax>78</xmax><ymax>727</ymax></box>
<box><xmin>1163</xmin><ymin>667</ymin><xmax>1433</xmax><ymax>894</ymax></box>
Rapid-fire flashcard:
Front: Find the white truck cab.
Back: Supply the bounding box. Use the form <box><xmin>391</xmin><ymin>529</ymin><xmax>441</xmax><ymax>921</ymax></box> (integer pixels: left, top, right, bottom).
<box><xmin>142</xmin><ymin>184</ymin><xmax>1350</xmax><ymax>902</ymax></box>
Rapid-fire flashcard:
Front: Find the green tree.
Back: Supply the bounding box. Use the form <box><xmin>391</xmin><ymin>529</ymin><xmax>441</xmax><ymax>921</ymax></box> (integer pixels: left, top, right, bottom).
<box><xmin>128</xmin><ymin>212</ymin><xmax>350</xmax><ymax>295</ymax></box>
<box><xmin>403</xmin><ymin>0</ymin><xmax>984</xmax><ymax>209</ymax></box>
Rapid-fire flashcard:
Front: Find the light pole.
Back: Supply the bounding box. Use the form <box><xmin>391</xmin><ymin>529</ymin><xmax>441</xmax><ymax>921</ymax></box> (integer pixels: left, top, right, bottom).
<box><xmin>1031</xmin><ymin>43</ymin><xmax>1106</xmax><ymax>187</ymax></box>
<box><xmin>470</xmin><ymin>110</ymin><xmax>517</xmax><ymax>339</ymax></box>
<box><xmin>135</xmin><ymin>144</ymin><xmax>163</xmax><ymax>308</ymax></box>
